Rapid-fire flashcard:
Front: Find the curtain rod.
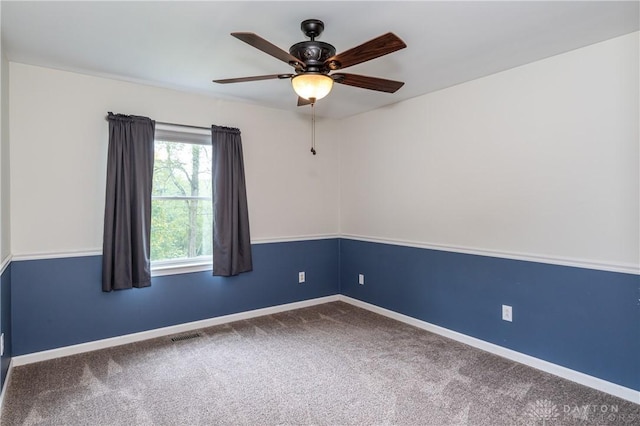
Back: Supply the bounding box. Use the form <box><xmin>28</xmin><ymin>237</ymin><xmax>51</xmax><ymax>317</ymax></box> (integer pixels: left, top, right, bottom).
<box><xmin>106</xmin><ymin>114</ymin><xmax>210</xmax><ymax>131</ymax></box>
<box><xmin>156</xmin><ymin>121</ymin><xmax>210</xmax><ymax>131</ymax></box>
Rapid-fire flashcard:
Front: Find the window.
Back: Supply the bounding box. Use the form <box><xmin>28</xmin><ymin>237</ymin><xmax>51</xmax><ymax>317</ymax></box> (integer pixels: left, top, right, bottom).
<box><xmin>151</xmin><ymin>126</ymin><xmax>212</xmax><ymax>275</ymax></box>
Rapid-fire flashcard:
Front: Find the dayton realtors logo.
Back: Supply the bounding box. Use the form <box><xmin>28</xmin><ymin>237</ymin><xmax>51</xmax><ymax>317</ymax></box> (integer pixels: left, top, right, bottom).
<box><xmin>525</xmin><ymin>400</ymin><xmax>633</xmax><ymax>424</ymax></box>
<box><xmin>562</xmin><ymin>403</ymin><xmax>637</xmax><ymax>423</ymax></box>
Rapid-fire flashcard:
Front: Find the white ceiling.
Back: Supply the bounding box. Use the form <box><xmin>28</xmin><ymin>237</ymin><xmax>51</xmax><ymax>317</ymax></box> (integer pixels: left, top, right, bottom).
<box><xmin>2</xmin><ymin>1</ymin><xmax>638</xmax><ymax>119</ymax></box>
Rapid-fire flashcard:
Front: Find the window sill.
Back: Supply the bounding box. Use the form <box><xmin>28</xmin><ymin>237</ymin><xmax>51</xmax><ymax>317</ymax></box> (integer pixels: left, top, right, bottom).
<box><xmin>151</xmin><ymin>260</ymin><xmax>212</xmax><ymax>277</ymax></box>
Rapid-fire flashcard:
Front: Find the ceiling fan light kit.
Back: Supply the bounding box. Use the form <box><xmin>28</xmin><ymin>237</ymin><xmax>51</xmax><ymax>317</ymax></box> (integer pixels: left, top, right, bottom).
<box><xmin>291</xmin><ymin>73</ymin><xmax>334</xmax><ymax>102</ymax></box>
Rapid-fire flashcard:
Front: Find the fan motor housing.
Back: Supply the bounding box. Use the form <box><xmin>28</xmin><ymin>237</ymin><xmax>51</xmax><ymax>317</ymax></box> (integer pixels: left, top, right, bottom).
<box><xmin>289</xmin><ymin>41</ymin><xmax>336</xmax><ymax>72</ymax></box>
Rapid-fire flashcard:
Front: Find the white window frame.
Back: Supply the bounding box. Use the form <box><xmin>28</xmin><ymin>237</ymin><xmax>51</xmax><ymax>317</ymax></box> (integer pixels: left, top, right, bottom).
<box><xmin>151</xmin><ymin>124</ymin><xmax>213</xmax><ymax>277</ymax></box>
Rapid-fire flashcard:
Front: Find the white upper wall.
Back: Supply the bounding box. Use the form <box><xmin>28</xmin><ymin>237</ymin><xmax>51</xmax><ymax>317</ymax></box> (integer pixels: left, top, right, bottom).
<box><xmin>9</xmin><ymin>64</ymin><xmax>340</xmax><ymax>256</ymax></box>
<box><xmin>7</xmin><ymin>32</ymin><xmax>639</xmax><ymax>271</ymax></box>
<box><xmin>0</xmin><ymin>19</ymin><xmax>10</xmax><ymax>263</ymax></box>
<box><xmin>340</xmin><ymin>32</ymin><xmax>639</xmax><ymax>271</ymax></box>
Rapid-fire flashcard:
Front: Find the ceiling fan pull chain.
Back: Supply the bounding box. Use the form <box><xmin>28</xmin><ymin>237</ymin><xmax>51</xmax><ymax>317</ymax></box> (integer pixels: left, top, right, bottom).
<box><xmin>311</xmin><ymin>102</ymin><xmax>317</xmax><ymax>155</ymax></box>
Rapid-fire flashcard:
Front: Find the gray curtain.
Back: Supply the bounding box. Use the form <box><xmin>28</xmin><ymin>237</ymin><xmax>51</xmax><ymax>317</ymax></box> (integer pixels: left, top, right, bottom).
<box><xmin>211</xmin><ymin>125</ymin><xmax>253</xmax><ymax>276</ymax></box>
<box><xmin>102</xmin><ymin>113</ymin><xmax>155</xmax><ymax>291</ymax></box>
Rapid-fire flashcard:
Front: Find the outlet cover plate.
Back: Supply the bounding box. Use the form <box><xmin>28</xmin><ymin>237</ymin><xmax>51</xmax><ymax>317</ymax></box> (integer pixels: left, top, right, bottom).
<box><xmin>502</xmin><ymin>305</ymin><xmax>513</xmax><ymax>322</ymax></box>
<box><xmin>298</xmin><ymin>272</ymin><xmax>305</xmax><ymax>283</ymax></box>
<box><xmin>358</xmin><ymin>274</ymin><xmax>365</xmax><ymax>285</ymax></box>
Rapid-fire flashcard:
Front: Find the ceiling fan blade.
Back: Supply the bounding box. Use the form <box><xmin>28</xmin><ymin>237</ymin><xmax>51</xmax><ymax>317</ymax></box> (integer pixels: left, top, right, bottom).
<box><xmin>213</xmin><ymin>74</ymin><xmax>293</xmax><ymax>84</ymax></box>
<box><xmin>297</xmin><ymin>97</ymin><xmax>313</xmax><ymax>107</ymax></box>
<box><xmin>332</xmin><ymin>73</ymin><xmax>404</xmax><ymax>93</ymax></box>
<box><xmin>231</xmin><ymin>32</ymin><xmax>305</xmax><ymax>69</ymax></box>
<box><xmin>325</xmin><ymin>33</ymin><xmax>406</xmax><ymax>70</ymax></box>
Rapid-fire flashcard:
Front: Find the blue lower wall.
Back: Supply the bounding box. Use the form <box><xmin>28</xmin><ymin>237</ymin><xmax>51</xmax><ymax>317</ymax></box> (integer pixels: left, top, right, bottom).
<box><xmin>8</xmin><ymin>237</ymin><xmax>640</xmax><ymax>393</ymax></box>
<box><xmin>339</xmin><ymin>239</ymin><xmax>640</xmax><ymax>391</ymax></box>
<box><xmin>11</xmin><ymin>239</ymin><xmax>339</xmax><ymax>355</ymax></box>
<box><xmin>1</xmin><ymin>263</ymin><xmax>11</xmax><ymax>390</ymax></box>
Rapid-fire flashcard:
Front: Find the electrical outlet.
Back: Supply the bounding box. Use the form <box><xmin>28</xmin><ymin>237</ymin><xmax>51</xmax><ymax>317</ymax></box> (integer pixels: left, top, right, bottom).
<box><xmin>1</xmin><ymin>333</ymin><xmax>4</xmax><ymax>356</ymax></box>
<box><xmin>502</xmin><ymin>305</ymin><xmax>513</xmax><ymax>322</ymax></box>
<box><xmin>298</xmin><ymin>271</ymin><xmax>305</xmax><ymax>283</ymax></box>
<box><xmin>358</xmin><ymin>274</ymin><xmax>365</xmax><ymax>285</ymax></box>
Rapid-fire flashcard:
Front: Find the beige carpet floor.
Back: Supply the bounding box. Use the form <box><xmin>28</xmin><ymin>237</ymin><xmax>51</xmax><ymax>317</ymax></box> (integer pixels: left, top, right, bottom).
<box><xmin>1</xmin><ymin>301</ymin><xmax>638</xmax><ymax>425</ymax></box>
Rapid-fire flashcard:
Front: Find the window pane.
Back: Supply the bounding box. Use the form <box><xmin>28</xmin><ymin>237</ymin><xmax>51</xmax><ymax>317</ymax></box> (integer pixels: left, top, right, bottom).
<box><xmin>153</xmin><ymin>141</ymin><xmax>212</xmax><ymax>198</ymax></box>
<box><xmin>151</xmin><ymin>198</ymin><xmax>213</xmax><ymax>261</ymax></box>
<box><xmin>151</xmin><ymin>139</ymin><xmax>213</xmax><ymax>262</ymax></box>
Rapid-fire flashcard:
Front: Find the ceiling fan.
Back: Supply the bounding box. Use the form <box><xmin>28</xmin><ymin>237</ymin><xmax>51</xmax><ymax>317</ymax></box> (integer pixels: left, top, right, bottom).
<box><xmin>213</xmin><ymin>19</ymin><xmax>407</xmax><ymax>106</ymax></box>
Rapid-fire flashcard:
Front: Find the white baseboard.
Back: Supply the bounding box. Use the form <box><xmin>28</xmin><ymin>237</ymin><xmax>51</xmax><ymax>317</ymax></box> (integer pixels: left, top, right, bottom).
<box><xmin>11</xmin><ymin>295</ymin><xmax>339</xmax><ymax>367</ymax></box>
<box><xmin>0</xmin><ymin>359</ymin><xmax>14</xmax><ymax>420</ymax></box>
<box><xmin>338</xmin><ymin>295</ymin><xmax>639</xmax><ymax>405</ymax></box>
